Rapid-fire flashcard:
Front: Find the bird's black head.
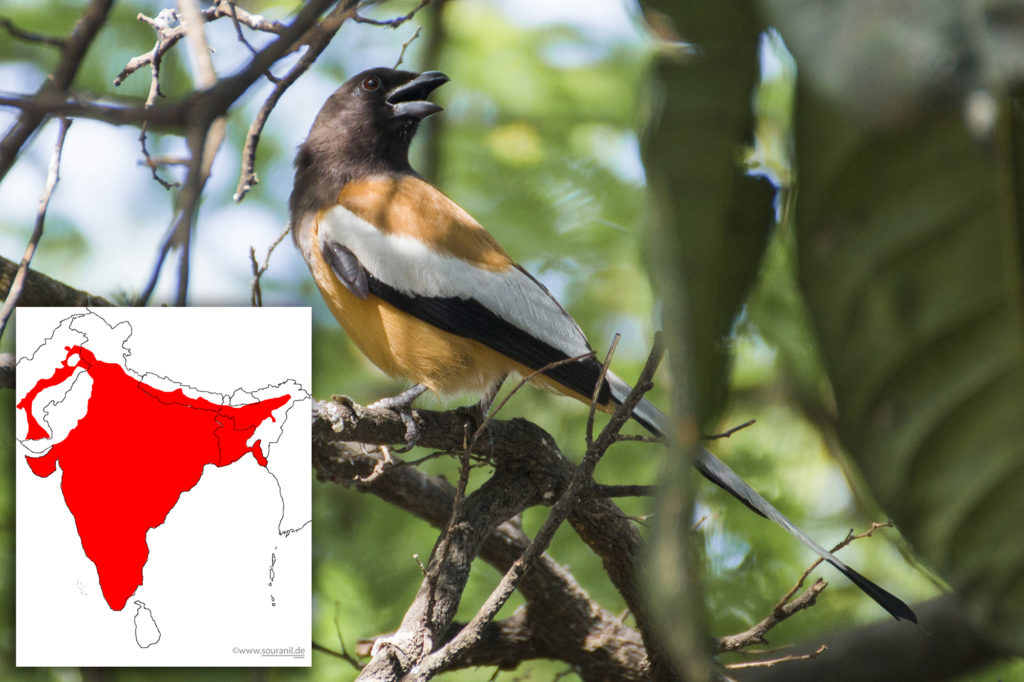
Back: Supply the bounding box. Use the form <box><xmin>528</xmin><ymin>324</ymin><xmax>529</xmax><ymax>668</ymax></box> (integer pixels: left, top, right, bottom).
<box><xmin>290</xmin><ymin>68</ymin><xmax>449</xmax><ymax>220</ymax></box>
<box><xmin>314</xmin><ymin>67</ymin><xmax>449</xmax><ymax>162</ymax></box>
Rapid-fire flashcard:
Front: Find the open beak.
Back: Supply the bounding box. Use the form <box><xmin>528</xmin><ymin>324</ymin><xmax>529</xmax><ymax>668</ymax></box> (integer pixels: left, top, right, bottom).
<box><xmin>387</xmin><ymin>70</ymin><xmax>450</xmax><ymax>120</ymax></box>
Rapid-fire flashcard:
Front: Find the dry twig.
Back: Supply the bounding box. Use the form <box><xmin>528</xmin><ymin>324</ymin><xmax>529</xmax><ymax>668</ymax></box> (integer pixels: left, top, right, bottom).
<box><xmin>725</xmin><ymin>644</ymin><xmax>828</xmax><ymax>670</ymax></box>
<box><xmin>704</xmin><ymin>418</ymin><xmax>756</xmax><ymax>440</ymax></box>
<box><xmin>716</xmin><ymin>522</ymin><xmax>898</xmax><ymax>652</ymax></box>
<box><xmin>249</xmin><ymin>224</ymin><xmax>292</xmax><ymax>306</ymax></box>
<box><xmin>586</xmin><ymin>333</ymin><xmax>620</xmax><ymax>447</ymax></box>
<box><xmin>0</xmin><ymin>16</ymin><xmax>67</xmax><ymax>47</ymax></box>
<box><xmin>134</xmin><ymin>8</ymin><xmax>181</xmax><ymax>190</ymax></box>
<box><xmin>234</xmin><ymin>2</ymin><xmax>360</xmax><ymax>202</ymax></box>
<box><xmin>0</xmin><ymin>118</ymin><xmax>71</xmax><ymax>341</ymax></box>
<box><xmin>354</xmin><ymin>0</ymin><xmax>433</xmax><ymax>27</ymax></box>
<box><xmin>113</xmin><ymin>1</ymin><xmax>287</xmax><ymax>87</ymax></box>
<box><xmin>393</xmin><ymin>26</ymin><xmax>423</xmax><ymax>69</ymax></box>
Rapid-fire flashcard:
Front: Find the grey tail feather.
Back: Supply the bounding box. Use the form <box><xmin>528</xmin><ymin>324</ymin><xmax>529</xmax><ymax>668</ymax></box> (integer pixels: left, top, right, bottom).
<box><xmin>603</xmin><ymin>371</ymin><xmax>917</xmax><ymax>623</ymax></box>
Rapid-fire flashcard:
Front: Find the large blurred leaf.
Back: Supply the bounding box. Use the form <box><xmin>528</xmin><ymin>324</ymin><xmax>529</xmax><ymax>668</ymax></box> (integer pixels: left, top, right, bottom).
<box><xmin>786</xmin><ymin>7</ymin><xmax>1024</xmax><ymax>651</ymax></box>
<box><xmin>640</xmin><ymin>0</ymin><xmax>775</xmax><ymax>677</ymax></box>
<box><xmin>642</xmin><ymin>14</ymin><xmax>775</xmax><ymax>429</ymax></box>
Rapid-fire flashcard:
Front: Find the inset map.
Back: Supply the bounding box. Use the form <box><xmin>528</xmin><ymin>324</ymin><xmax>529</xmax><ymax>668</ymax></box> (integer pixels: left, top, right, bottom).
<box><xmin>15</xmin><ymin>307</ymin><xmax>311</xmax><ymax>667</ymax></box>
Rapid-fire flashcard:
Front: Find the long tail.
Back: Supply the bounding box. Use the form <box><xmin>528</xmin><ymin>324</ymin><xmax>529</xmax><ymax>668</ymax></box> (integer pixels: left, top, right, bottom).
<box><xmin>604</xmin><ymin>372</ymin><xmax>917</xmax><ymax>623</ymax></box>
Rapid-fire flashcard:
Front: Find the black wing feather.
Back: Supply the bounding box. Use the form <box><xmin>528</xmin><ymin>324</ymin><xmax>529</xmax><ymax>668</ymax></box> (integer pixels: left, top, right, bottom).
<box><xmin>367</xmin><ymin>275</ymin><xmax>611</xmax><ymax>404</ymax></box>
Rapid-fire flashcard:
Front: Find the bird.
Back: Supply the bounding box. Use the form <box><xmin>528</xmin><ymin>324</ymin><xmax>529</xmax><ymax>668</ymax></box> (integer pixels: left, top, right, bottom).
<box><xmin>289</xmin><ymin>66</ymin><xmax>917</xmax><ymax>623</ymax></box>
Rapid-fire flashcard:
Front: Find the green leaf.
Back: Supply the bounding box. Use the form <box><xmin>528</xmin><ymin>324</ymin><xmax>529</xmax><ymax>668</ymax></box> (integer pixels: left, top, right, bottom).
<box><xmin>642</xmin><ymin>11</ymin><xmax>775</xmax><ymax>429</ymax></box>
<box><xmin>641</xmin><ymin>0</ymin><xmax>776</xmax><ymax>675</ymax></box>
<box><xmin>793</xmin><ymin>76</ymin><xmax>1024</xmax><ymax>651</ymax></box>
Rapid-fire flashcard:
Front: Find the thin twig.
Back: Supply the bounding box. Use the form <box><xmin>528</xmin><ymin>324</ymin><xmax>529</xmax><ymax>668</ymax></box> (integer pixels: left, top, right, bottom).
<box><xmin>114</xmin><ymin>1</ymin><xmax>287</xmax><ymax>87</ymax></box>
<box><xmin>690</xmin><ymin>513</ymin><xmax>716</xmax><ymax>532</ymax></box>
<box><xmin>717</xmin><ymin>579</ymin><xmax>827</xmax><ymax>653</ymax></box>
<box><xmin>0</xmin><ymin>118</ymin><xmax>71</xmax><ymax>341</ymax></box>
<box><xmin>468</xmin><ymin>351</ymin><xmax>596</xmax><ymax>448</ymax></box>
<box><xmin>614</xmin><ymin>433</ymin><xmax>662</xmax><ymax>444</ymax></box>
<box><xmin>393</xmin><ymin>26</ymin><xmax>422</xmax><ymax>69</ymax></box>
<box><xmin>233</xmin><ymin>4</ymin><xmax>359</xmax><ymax>202</ymax></box>
<box><xmin>249</xmin><ymin>223</ymin><xmax>291</xmax><ymax>306</ymax></box>
<box><xmin>703</xmin><ymin>419</ymin><xmax>756</xmax><ymax>440</ymax></box>
<box><xmin>140</xmin><ymin>155</ymin><xmax>189</xmax><ymax>167</ymax></box>
<box><xmin>312</xmin><ymin>641</ymin><xmax>365</xmax><ymax>670</ymax></box>
<box><xmin>139</xmin><ymin>128</ymin><xmax>179</xmax><ymax>189</ymax></box>
<box><xmin>114</xmin><ymin>10</ymin><xmax>182</xmax><ymax>88</ymax></box>
<box><xmin>136</xmin><ymin>8</ymin><xmax>180</xmax><ymax>190</ymax></box>
<box><xmin>354</xmin><ymin>0</ymin><xmax>432</xmax><ymax>27</ymax></box>
<box><xmin>310</xmin><ymin>602</ymin><xmax>364</xmax><ymax>670</ymax></box>
<box><xmin>0</xmin><ymin>16</ymin><xmax>67</xmax><ymax>47</ymax></box>
<box><xmin>586</xmin><ymin>333</ymin><xmax>620</xmax><ymax>448</ymax></box>
<box><xmin>135</xmin><ymin>223</ymin><xmax>176</xmax><ymax>305</ymax></box>
<box><xmin>0</xmin><ymin>0</ymin><xmax>113</xmax><ymax>184</ymax></box>
<box><xmin>779</xmin><ymin>521</ymin><xmax>896</xmax><ymax>607</ymax></box>
<box><xmin>716</xmin><ymin>522</ymin><xmax>897</xmax><ymax>652</ymax></box>
<box><xmin>225</xmin><ymin>1</ymin><xmax>281</xmax><ymax>83</ymax></box>
<box><xmin>725</xmin><ymin>644</ymin><xmax>828</xmax><ymax>670</ymax></box>
<box><xmin>174</xmin><ymin>0</ymin><xmax>222</xmax><ymax>307</ymax></box>
<box><xmin>136</xmin><ymin>0</ymin><xmax>226</xmax><ymax>306</ymax></box>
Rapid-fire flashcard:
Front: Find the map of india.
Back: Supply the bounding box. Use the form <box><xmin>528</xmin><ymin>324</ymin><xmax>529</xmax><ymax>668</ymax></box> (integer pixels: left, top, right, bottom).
<box><xmin>19</xmin><ymin>344</ymin><xmax>291</xmax><ymax>611</ymax></box>
<box><xmin>15</xmin><ymin>308</ymin><xmax>312</xmax><ymax>667</ymax></box>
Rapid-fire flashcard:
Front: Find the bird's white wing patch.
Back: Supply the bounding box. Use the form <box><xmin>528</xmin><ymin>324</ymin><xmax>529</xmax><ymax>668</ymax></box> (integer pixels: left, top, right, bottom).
<box><xmin>320</xmin><ymin>205</ymin><xmax>593</xmax><ymax>358</ymax></box>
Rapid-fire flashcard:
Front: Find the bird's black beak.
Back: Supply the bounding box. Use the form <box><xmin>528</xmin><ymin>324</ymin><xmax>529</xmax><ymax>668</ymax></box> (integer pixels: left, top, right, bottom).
<box><xmin>386</xmin><ymin>70</ymin><xmax>449</xmax><ymax>120</ymax></box>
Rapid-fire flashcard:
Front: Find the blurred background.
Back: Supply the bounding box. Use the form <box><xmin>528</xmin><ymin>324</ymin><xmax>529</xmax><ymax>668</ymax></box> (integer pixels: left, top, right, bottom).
<box><xmin>2</xmin><ymin>0</ymin><xmax>1004</xmax><ymax>679</ymax></box>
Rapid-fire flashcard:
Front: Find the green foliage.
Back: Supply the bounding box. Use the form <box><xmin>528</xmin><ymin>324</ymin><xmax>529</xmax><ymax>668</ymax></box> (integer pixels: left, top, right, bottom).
<box><xmin>753</xmin><ymin>0</ymin><xmax>1024</xmax><ymax>655</ymax></box>
<box><xmin>643</xmin><ymin>0</ymin><xmax>1024</xmax><ymax>674</ymax></box>
<box><xmin>640</xmin><ymin>0</ymin><xmax>776</xmax><ymax>676</ymax></box>
<box><xmin>9</xmin><ymin>0</ymin><xmax>1021</xmax><ymax>679</ymax></box>
<box><xmin>793</xmin><ymin>61</ymin><xmax>1024</xmax><ymax>653</ymax></box>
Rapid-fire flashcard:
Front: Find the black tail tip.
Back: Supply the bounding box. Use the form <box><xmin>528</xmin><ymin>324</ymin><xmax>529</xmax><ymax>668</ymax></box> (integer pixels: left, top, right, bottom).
<box><xmin>839</xmin><ymin>564</ymin><xmax>917</xmax><ymax>623</ymax></box>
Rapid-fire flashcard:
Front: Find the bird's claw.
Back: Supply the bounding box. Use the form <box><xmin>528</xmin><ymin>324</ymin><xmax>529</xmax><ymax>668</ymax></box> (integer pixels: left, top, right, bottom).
<box><xmin>393</xmin><ymin>410</ymin><xmax>419</xmax><ymax>453</ymax></box>
<box><xmin>367</xmin><ymin>384</ymin><xmax>426</xmax><ymax>452</ymax></box>
<box><xmin>365</xmin><ymin>402</ymin><xmax>418</xmax><ymax>452</ymax></box>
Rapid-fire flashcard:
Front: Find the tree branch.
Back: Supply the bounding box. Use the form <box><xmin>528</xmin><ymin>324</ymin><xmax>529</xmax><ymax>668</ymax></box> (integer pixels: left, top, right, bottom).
<box><xmin>0</xmin><ymin>92</ymin><xmax>186</xmax><ymax>130</ymax></box>
<box><xmin>234</xmin><ymin>3</ymin><xmax>361</xmax><ymax>202</ymax></box>
<box><xmin>312</xmin><ymin>337</ymin><xmax>677</xmax><ymax>681</ymax></box>
<box><xmin>313</xmin><ymin>402</ymin><xmax>651</xmax><ymax>679</ymax></box>
<box><xmin>0</xmin><ymin>0</ymin><xmax>112</xmax><ymax>182</ymax></box>
<box><xmin>113</xmin><ymin>1</ymin><xmax>288</xmax><ymax>88</ymax></box>
<box><xmin>0</xmin><ymin>254</ymin><xmax>113</xmax><ymax>309</ymax></box>
<box><xmin>0</xmin><ymin>16</ymin><xmax>67</xmax><ymax>48</ymax></box>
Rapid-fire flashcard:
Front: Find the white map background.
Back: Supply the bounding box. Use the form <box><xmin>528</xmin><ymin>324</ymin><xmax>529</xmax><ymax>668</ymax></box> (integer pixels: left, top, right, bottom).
<box><xmin>15</xmin><ymin>307</ymin><xmax>311</xmax><ymax>667</ymax></box>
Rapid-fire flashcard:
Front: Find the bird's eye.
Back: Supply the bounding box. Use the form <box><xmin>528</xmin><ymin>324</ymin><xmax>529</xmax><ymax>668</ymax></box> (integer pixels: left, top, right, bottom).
<box><xmin>361</xmin><ymin>76</ymin><xmax>381</xmax><ymax>92</ymax></box>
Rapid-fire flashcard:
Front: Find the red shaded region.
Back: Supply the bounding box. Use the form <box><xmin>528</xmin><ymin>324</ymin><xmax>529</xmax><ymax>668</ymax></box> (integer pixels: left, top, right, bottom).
<box><xmin>19</xmin><ymin>345</ymin><xmax>290</xmax><ymax>611</ymax></box>
<box><xmin>16</xmin><ymin>346</ymin><xmax>90</xmax><ymax>440</ymax></box>
<box><xmin>212</xmin><ymin>394</ymin><xmax>290</xmax><ymax>468</ymax></box>
<box><xmin>26</xmin><ymin>452</ymin><xmax>58</xmax><ymax>478</ymax></box>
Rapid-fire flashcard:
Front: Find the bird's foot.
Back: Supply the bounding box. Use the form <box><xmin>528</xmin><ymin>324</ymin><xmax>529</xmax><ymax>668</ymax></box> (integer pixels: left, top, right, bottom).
<box><xmin>367</xmin><ymin>384</ymin><xmax>427</xmax><ymax>452</ymax></box>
